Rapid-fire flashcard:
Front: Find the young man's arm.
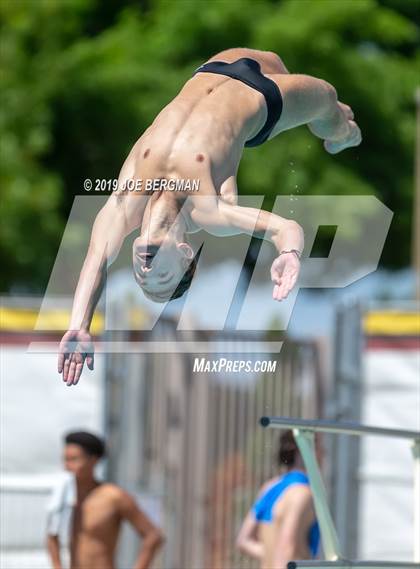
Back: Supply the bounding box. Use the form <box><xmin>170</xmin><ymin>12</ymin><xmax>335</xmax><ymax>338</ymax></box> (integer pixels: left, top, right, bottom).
<box><xmin>191</xmin><ymin>199</ymin><xmax>304</xmax><ymax>301</ymax></box>
<box><xmin>236</xmin><ymin>511</ymin><xmax>264</xmax><ymax>559</ymax></box>
<box><xmin>118</xmin><ymin>492</ymin><xmax>165</xmax><ymax>569</ymax></box>
<box><xmin>57</xmin><ymin>194</ymin><xmax>129</xmax><ymax>386</ymax></box>
<box><xmin>58</xmin><ymin>188</ymin><xmax>147</xmax><ymax>386</ymax></box>
<box><xmin>272</xmin><ymin>485</ymin><xmax>315</xmax><ymax>567</ymax></box>
<box><xmin>236</xmin><ymin>478</ymin><xmax>280</xmax><ymax>560</ymax></box>
<box><xmin>46</xmin><ymin>534</ymin><xmax>63</xmax><ymax>569</ymax></box>
<box><xmin>270</xmin><ymin>73</ymin><xmax>362</xmax><ymax>153</ymax></box>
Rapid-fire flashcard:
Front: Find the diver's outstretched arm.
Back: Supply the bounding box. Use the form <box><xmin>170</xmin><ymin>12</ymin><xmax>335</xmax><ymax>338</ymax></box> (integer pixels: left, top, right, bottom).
<box><xmin>57</xmin><ymin>194</ymin><xmax>129</xmax><ymax>385</ymax></box>
<box><xmin>191</xmin><ymin>199</ymin><xmax>304</xmax><ymax>301</ymax></box>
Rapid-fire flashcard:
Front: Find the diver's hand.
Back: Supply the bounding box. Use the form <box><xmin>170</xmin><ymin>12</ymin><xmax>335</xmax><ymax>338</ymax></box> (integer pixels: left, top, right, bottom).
<box><xmin>270</xmin><ymin>252</ymin><xmax>300</xmax><ymax>301</ymax></box>
<box><xmin>57</xmin><ymin>330</ymin><xmax>94</xmax><ymax>386</ymax></box>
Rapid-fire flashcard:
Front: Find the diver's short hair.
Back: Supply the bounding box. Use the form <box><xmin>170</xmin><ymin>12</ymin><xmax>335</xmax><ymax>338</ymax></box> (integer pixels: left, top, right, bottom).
<box><xmin>142</xmin><ymin>244</ymin><xmax>203</xmax><ymax>303</ymax></box>
<box><xmin>277</xmin><ymin>430</ymin><xmax>298</xmax><ymax>467</ymax></box>
<box><xmin>64</xmin><ymin>431</ymin><xmax>106</xmax><ymax>458</ymax></box>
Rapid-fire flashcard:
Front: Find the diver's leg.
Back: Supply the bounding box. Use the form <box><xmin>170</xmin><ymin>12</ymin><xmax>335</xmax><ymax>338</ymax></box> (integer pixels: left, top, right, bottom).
<box><xmin>206</xmin><ymin>47</ymin><xmax>289</xmax><ymax>74</ymax></box>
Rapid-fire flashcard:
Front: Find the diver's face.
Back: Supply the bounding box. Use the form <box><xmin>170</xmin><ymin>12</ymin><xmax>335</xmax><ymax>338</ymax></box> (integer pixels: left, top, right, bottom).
<box><xmin>132</xmin><ymin>237</ymin><xmax>193</xmax><ymax>299</ymax></box>
<box><xmin>63</xmin><ymin>444</ymin><xmax>97</xmax><ymax>479</ymax></box>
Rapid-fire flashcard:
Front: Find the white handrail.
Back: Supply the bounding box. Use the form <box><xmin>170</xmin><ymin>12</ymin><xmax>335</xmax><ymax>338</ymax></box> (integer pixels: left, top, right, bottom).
<box><xmin>260</xmin><ymin>416</ymin><xmax>420</xmax><ymax>441</ymax></box>
<box><xmin>293</xmin><ymin>429</ymin><xmax>341</xmax><ymax>560</ymax></box>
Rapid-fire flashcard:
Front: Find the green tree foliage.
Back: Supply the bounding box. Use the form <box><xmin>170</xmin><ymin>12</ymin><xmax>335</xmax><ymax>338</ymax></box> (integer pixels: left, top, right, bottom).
<box><xmin>0</xmin><ymin>0</ymin><xmax>418</xmax><ymax>291</ymax></box>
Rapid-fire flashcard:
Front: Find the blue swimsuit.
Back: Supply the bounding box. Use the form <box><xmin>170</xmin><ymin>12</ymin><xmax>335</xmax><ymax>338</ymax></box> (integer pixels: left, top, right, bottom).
<box><xmin>252</xmin><ymin>470</ymin><xmax>320</xmax><ymax>557</ymax></box>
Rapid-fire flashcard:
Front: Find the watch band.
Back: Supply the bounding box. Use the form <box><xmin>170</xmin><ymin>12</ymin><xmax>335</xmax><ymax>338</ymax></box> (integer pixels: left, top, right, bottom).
<box><xmin>279</xmin><ymin>249</ymin><xmax>302</xmax><ymax>260</ymax></box>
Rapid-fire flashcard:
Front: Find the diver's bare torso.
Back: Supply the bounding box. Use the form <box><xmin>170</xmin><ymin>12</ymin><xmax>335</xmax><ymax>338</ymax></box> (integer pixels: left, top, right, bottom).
<box><xmin>258</xmin><ymin>484</ymin><xmax>315</xmax><ymax>569</ymax></box>
<box><xmin>116</xmin><ymin>48</ymin><xmax>289</xmax><ymax>227</ymax></box>
<box><xmin>236</xmin><ymin>475</ymin><xmax>317</xmax><ymax>569</ymax></box>
<box><xmin>258</xmin><ymin>485</ymin><xmax>315</xmax><ymax>569</ymax></box>
<box><xmin>70</xmin><ymin>483</ymin><xmax>122</xmax><ymax>569</ymax></box>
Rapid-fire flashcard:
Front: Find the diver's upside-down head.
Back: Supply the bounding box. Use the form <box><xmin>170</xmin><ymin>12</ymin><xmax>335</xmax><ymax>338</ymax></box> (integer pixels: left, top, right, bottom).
<box><xmin>132</xmin><ymin>236</ymin><xmax>203</xmax><ymax>303</ymax></box>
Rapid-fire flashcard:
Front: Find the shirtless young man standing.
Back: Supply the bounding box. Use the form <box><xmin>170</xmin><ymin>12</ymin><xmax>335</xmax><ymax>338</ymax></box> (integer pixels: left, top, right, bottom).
<box><xmin>46</xmin><ymin>431</ymin><xmax>164</xmax><ymax>569</ymax></box>
<box><xmin>236</xmin><ymin>430</ymin><xmax>322</xmax><ymax>569</ymax></box>
<box><xmin>57</xmin><ymin>47</ymin><xmax>361</xmax><ymax>385</ymax></box>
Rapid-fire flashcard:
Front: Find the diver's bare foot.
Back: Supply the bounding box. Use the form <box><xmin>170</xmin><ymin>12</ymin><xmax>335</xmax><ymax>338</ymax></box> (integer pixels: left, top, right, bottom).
<box><xmin>324</xmin><ymin>120</ymin><xmax>361</xmax><ymax>154</ymax></box>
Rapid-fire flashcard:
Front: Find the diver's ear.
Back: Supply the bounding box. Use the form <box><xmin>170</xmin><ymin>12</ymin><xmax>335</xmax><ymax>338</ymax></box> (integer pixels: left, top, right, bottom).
<box><xmin>177</xmin><ymin>242</ymin><xmax>194</xmax><ymax>259</ymax></box>
<box><xmin>89</xmin><ymin>455</ymin><xmax>99</xmax><ymax>470</ymax></box>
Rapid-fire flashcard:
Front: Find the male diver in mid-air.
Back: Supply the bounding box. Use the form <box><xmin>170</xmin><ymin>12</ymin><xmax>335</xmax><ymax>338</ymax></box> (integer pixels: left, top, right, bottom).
<box><xmin>58</xmin><ymin>47</ymin><xmax>361</xmax><ymax>385</ymax></box>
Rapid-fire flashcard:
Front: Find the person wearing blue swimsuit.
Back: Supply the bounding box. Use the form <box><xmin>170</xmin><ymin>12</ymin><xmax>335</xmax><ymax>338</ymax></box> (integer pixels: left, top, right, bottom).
<box><xmin>236</xmin><ymin>430</ymin><xmax>321</xmax><ymax>568</ymax></box>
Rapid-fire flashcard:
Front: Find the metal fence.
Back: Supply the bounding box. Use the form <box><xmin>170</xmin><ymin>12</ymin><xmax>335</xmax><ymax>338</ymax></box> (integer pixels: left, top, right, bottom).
<box><xmin>104</xmin><ymin>318</ymin><xmax>323</xmax><ymax>569</ymax></box>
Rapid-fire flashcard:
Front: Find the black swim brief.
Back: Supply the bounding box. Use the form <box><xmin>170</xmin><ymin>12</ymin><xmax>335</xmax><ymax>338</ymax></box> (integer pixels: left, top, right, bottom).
<box><xmin>193</xmin><ymin>57</ymin><xmax>283</xmax><ymax>147</ymax></box>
